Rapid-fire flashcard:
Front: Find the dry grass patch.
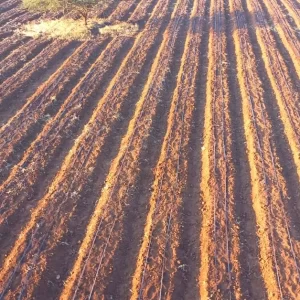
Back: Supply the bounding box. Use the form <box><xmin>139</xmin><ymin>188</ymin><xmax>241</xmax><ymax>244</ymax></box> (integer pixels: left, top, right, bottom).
<box><xmin>18</xmin><ymin>18</ymin><xmax>138</xmax><ymax>40</ymax></box>
<box><xmin>98</xmin><ymin>21</ymin><xmax>139</xmax><ymax>36</ymax></box>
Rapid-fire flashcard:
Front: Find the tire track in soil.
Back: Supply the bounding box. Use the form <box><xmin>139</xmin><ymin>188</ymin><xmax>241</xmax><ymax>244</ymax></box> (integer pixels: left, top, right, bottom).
<box><xmin>226</xmin><ymin>0</ymin><xmax>268</xmax><ymax>298</ymax></box>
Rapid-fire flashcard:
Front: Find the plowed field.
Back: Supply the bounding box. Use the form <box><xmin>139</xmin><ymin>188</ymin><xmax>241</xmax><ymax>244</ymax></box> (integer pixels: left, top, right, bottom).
<box><xmin>0</xmin><ymin>0</ymin><xmax>300</xmax><ymax>299</ymax></box>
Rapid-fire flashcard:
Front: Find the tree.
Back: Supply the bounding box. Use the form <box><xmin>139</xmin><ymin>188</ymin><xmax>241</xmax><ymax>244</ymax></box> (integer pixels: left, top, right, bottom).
<box><xmin>71</xmin><ymin>0</ymin><xmax>98</xmax><ymax>26</ymax></box>
<box><xmin>23</xmin><ymin>0</ymin><xmax>100</xmax><ymax>25</ymax></box>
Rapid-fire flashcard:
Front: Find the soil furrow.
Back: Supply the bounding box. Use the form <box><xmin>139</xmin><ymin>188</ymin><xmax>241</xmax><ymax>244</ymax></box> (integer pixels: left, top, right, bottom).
<box><xmin>0</xmin><ymin>0</ymin><xmax>141</xmax><ymax>180</ymax></box>
<box><xmin>108</xmin><ymin>0</ymin><xmax>137</xmax><ymax>21</ymax></box>
<box><xmin>0</xmin><ymin>30</ymin><xmax>13</xmax><ymax>40</ymax></box>
<box><xmin>128</xmin><ymin>0</ymin><xmax>205</xmax><ymax>299</ymax></box>
<box><xmin>0</xmin><ymin>36</ymin><xmax>133</xmax><ymax>300</ymax></box>
<box><xmin>0</xmin><ymin>41</ymin><xmax>108</xmax><ymax>185</ymax></box>
<box><xmin>199</xmin><ymin>0</ymin><xmax>243</xmax><ymax>297</ymax></box>
<box><xmin>54</xmin><ymin>3</ymin><xmax>185</xmax><ymax>293</ymax></box>
<box><xmin>0</xmin><ymin>40</ymin><xmax>79</xmax><ymax>112</ymax></box>
<box><xmin>0</xmin><ymin>38</ymin><xmax>51</xmax><ymax>84</ymax></box>
<box><xmin>0</xmin><ymin>0</ymin><xmax>18</xmax><ymax>15</ymax></box>
<box><xmin>24</xmin><ymin>2</ymin><xmax>174</xmax><ymax>299</ymax></box>
<box><xmin>0</xmin><ymin>7</ymin><xmax>25</xmax><ymax>26</ymax></box>
<box><xmin>244</xmin><ymin>0</ymin><xmax>300</xmax><ymax>189</ymax></box>
<box><xmin>2</xmin><ymin>11</ymin><xmax>40</xmax><ymax>29</ymax></box>
<box><xmin>0</xmin><ymin>0</ymin><xmax>299</xmax><ymax>297</ymax></box>
<box><xmin>63</xmin><ymin>0</ymin><xmax>189</xmax><ymax>294</ymax></box>
<box><xmin>32</xmin><ymin>12</ymin><xmax>172</xmax><ymax>298</ymax></box>
<box><xmin>0</xmin><ymin>0</ymin><xmax>154</xmax><ymax>242</ymax></box>
<box><xmin>274</xmin><ymin>0</ymin><xmax>300</xmax><ymax>37</ymax></box>
<box><xmin>0</xmin><ymin>34</ymin><xmax>29</xmax><ymax>61</ymax></box>
<box><xmin>0</xmin><ymin>37</ymin><xmax>129</xmax><ymax>243</ymax></box>
<box><xmin>172</xmin><ymin>1</ymin><xmax>211</xmax><ymax>298</ymax></box>
<box><xmin>240</xmin><ymin>0</ymin><xmax>300</xmax><ymax>297</ymax></box>
<box><xmin>228</xmin><ymin>0</ymin><xmax>272</xmax><ymax>298</ymax></box>
<box><xmin>257</xmin><ymin>0</ymin><xmax>300</xmax><ymax>77</ymax></box>
<box><xmin>0</xmin><ymin>0</ymin><xmax>172</xmax><ymax>297</ymax></box>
